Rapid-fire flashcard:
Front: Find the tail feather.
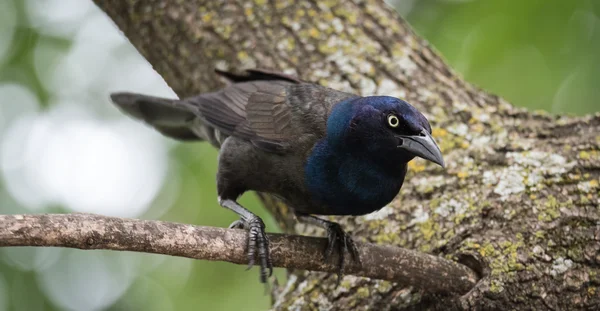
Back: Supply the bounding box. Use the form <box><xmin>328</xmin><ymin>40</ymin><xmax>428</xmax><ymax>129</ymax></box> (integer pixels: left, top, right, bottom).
<box><xmin>110</xmin><ymin>92</ymin><xmax>201</xmax><ymax>141</ymax></box>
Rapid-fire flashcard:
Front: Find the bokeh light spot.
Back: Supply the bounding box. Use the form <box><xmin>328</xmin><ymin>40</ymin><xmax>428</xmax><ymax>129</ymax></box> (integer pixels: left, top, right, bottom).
<box><xmin>38</xmin><ymin>251</ymin><xmax>139</xmax><ymax>311</ymax></box>
<box><xmin>1</xmin><ymin>103</ymin><xmax>168</xmax><ymax>217</ymax></box>
<box><xmin>25</xmin><ymin>0</ymin><xmax>94</xmax><ymax>38</ymax></box>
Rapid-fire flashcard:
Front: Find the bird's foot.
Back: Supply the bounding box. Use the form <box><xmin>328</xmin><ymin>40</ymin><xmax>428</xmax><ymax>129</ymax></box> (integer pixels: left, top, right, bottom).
<box><xmin>228</xmin><ymin>219</ymin><xmax>245</xmax><ymax>229</ymax></box>
<box><xmin>323</xmin><ymin>222</ymin><xmax>361</xmax><ymax>285</ymax></box>
<box><xmin>228</xmin><ymin>216</ymin><xmax>273</xmax><ymax>283</ymax></box>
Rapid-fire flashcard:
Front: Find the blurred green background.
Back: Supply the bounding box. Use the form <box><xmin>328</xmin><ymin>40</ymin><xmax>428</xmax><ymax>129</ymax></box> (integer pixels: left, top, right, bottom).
<box><xmin>0</xmin><ymin>0</ymin><xmax>598</xmax><ymax>310</ymax></box>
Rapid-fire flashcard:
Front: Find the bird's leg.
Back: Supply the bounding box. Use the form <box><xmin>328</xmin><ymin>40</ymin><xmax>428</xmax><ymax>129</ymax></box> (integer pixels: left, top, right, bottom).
<box><xmin>219</xmin><ymin>197</ymin><xmax>273</xmax><ymax>283</ymax></box>
<box><xmin>296</xmin><ymin>215</ymin><xmax>361</xmax><ymax>284</ymax></box>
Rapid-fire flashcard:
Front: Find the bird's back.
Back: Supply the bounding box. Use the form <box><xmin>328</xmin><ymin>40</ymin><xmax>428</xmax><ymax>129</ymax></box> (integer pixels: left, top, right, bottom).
<box><xmin>184</xmin><ymin>71</ymin><xmax>357</xmax><ymax>156</ymax></box>
<box><xmin>110</xmin><ymin>69</ymin><xmax>356</xmax><ymax>155</ymax></box>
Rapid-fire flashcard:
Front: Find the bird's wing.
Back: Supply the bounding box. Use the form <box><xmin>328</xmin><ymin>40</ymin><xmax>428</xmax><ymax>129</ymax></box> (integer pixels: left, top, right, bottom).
<box><xmin>186</xmin><ymin>70</ymin><xmax>356</xmax><ymax>153</ymax></box>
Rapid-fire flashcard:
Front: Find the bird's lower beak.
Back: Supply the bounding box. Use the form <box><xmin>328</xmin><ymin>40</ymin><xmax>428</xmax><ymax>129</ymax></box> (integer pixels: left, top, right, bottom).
<box><xmin>397</xmin><ymin>129</ymin><xmax>445</xmax><ymax>168</ymax></box>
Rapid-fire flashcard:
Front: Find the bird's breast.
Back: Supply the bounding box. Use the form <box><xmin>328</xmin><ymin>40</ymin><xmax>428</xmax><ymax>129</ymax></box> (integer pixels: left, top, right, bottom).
<box><xmin>304</xmin><ymin>144</ymin><xmax>406</xmax><ymax>216</ymax></box>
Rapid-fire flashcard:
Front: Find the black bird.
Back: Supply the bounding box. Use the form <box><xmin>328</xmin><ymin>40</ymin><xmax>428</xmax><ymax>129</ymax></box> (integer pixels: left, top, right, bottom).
<box><xmin>110</xmin><ymin>69</ymin><xmax>444</xmax><ymax>283</ymax></box>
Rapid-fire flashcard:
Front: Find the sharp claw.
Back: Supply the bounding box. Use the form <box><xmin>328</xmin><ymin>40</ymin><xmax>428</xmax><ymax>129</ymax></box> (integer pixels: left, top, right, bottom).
<box><xmin>324</xmin><ymin>228</ymin><xmax>337</xmax><ymax>261</ymax></box>
<box><xmin>239</xmin><ymin>217</ymin><xmax>272</xmax><ymax>283</ymax></box>
<box><xmin>335</xmin><ymin>275</ymin><xmax>342</xmax><ymax>288</ymax></box>
<box><xmin>258</xmin><ymin>231</ymin><xmax>269</xmax><ymax>283</ymax></box>
<box><xmin>340</xmin><ymin>234</ymin><xmax>347</xmax><ymax>270</ymax></box>
<box><xmin>220</xmin><ymin>199</ymin><xmax>272</xmax><ymax>284</ymax></box>
<box><xmin>336</xmin><ymin>234</ymin><xmax>346</xmax><ymax>286</ymax></box>
<box><xmin>348</xmin><ymin>237</ymin><xmax>361</xmax><ymax>264</ymax></box>
<box><xmin>229</xmin><ymin>219</ymin><xmax>245</xmax><ymax>229</ymax></box>
<box><xmin>322</xmin><ymin>222</ymin><xmax>360</xmax><ymax>286</ymax></box>
<box><xmin>246</xmin><ymin>257</ymin><xmax>255</xmax><ymax>271</ymax></box>
<box><xmin>247</xmin><ymin>225</ymin><xmax>257</xmax><ymax>270</ymax></box>
<box><xmin>265</xmin><ymin>234</ymin><xmax>273</xmax><ymax>277</ymax></box>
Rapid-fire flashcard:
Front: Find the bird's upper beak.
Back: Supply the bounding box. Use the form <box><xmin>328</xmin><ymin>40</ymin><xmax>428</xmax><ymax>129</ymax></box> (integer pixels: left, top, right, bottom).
<box><xmin>397</xmin><ymin>129</ymin><xmax>445</xmax><ymax>168</ymax></box>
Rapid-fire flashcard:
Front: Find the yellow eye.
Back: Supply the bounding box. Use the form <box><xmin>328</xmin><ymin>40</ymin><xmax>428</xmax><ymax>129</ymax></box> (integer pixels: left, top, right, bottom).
<box><xmin>387</xmin><ymin>114</ymin><xmax>399</xmax><ymax>128</ymax></box>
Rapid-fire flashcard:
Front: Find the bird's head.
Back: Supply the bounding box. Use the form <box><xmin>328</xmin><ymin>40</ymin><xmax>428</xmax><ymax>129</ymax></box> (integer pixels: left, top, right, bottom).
<box><xmin>327</xmin><ymin>96</ymin><xmax>444</xmax><ymax>168</ymax></box>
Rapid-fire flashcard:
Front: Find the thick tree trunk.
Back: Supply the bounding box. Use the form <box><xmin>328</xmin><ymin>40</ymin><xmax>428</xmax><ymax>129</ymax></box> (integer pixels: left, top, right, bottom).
<box><xmin>94</xmin><ymin>0</ymin><xmax>600</xmax><ymax>309</ymax></box>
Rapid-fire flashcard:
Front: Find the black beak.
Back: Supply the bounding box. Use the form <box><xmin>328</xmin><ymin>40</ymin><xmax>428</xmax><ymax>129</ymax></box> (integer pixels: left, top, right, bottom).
<box><xmin>397</xmin><ymin>129</ymin><xmax>445</xmax><ymax>168</ymax></box>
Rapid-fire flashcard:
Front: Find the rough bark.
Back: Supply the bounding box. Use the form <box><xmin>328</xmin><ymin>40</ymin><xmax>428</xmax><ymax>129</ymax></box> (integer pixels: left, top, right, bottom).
<box><xmin>93</xmin><ymin>0</ymin><xmax>600</xmax><ymax>309</ymax></box>
<box><xmin>0</xmin><ymin>213</ymin><xmax>477</xmax><ymax>294</ymax></box>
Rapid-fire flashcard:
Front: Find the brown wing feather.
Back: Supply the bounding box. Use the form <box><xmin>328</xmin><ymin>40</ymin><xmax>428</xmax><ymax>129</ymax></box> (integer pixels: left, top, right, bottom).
<box><xmin>245</xmin><ymin>83</ymin><xmax>291</xmax><ymax>141</ymax></box>
<box><xmin>187</xmin><ymin>79</ymin><xmax>294</xmax><ymax>152</ymax></box>
<box><xmin>186</xmin><ymin>69</ymin><xmax>356</xmax><ymax>153</ymax></box>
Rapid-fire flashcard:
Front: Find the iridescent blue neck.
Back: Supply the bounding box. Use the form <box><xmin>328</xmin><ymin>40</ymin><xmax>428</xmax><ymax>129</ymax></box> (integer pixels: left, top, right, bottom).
<box><xmin>304</xmin><ymin>98</ymin><xmax>412</xmax><ymax>215</ymax></box>
<box><xmin>304</xmin><ymin>139</ymin><xmax>407</xmax><ymax>215</ymax></box>
<box><xmin>325</xmin><ymin>97</ymin><xmax>357</xmax><ymax>149</ymax></box>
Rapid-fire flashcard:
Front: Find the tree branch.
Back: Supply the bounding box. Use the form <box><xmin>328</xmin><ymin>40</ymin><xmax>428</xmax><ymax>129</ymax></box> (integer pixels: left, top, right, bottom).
<box><xmin>0</xmin><ymin>213</ymin><xmax>477</xmax><ymax>294</ymax></box>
